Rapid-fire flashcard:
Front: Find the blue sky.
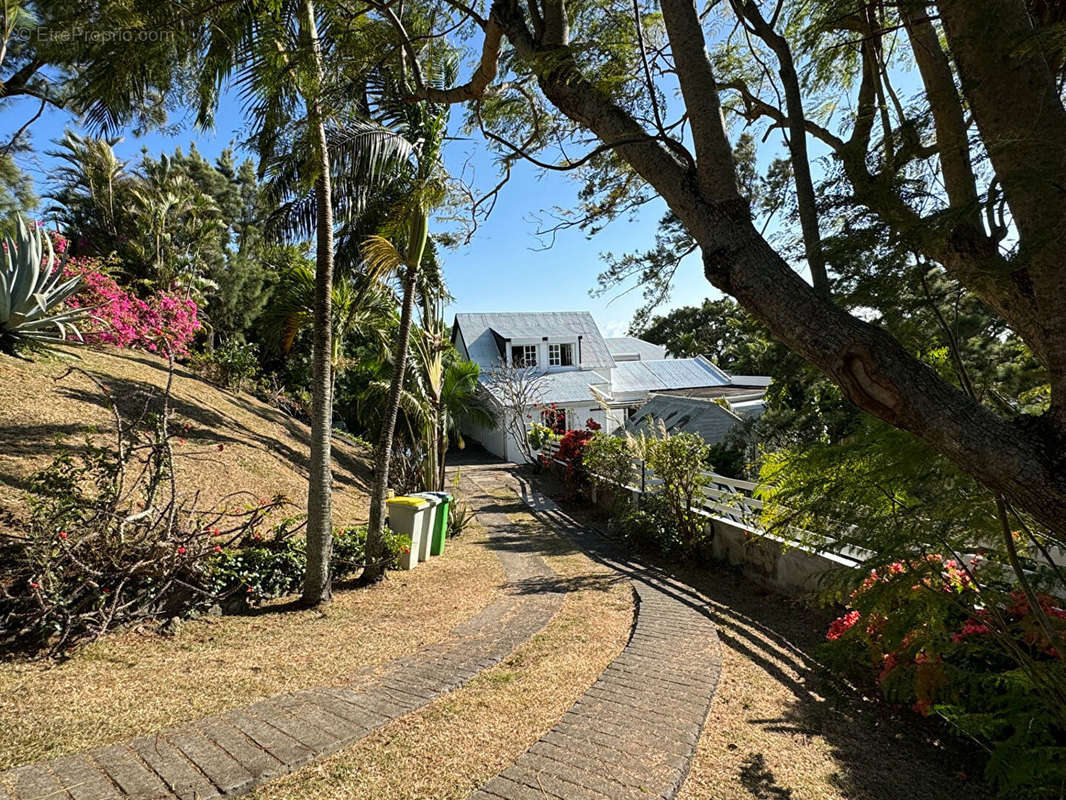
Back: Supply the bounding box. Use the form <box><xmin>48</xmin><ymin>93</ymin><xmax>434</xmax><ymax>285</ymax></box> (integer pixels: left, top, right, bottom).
<box><xmin>3</xmin><ymin>87</ymin><xmax>718</xmax><ymax>338</ymax></box>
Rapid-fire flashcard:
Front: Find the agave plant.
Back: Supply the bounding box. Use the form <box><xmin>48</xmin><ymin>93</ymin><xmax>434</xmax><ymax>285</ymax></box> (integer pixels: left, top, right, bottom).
<box><xmin>0</xmin><ymin>216</ymin><xmax>86</xmax><ymax>355</ymax></box>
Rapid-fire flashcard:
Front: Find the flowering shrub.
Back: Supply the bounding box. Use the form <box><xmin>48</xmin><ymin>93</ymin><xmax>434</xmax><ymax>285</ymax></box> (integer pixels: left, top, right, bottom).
<box><xmin>0</xmin><ymin>366</ymin><xmax>281</xmax><ymax>656</ymax></box>
<box><xmin>555</xmin><ymin>427</ymin><xmax>595</xmax><ymax>478</ymax></box>
<box><xmin>822</xmin><ymin>555</ymin><xmax>1066</xmax><ymax>796</ymax></box>
<box><xmin>64</xmin><ymin>259</ymin><xmax>201</xmax><ymax>356</ymax></box>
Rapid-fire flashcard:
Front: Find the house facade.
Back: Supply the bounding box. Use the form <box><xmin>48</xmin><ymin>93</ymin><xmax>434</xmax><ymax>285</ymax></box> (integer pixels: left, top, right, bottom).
<box><xmin>452</xmin><ymin>311</ymin><xmax>770</xmax><ymax>463</ymax></box>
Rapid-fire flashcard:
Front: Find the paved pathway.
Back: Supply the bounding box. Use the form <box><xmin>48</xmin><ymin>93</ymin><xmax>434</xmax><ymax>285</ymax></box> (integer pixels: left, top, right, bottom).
<box><xmin>462</xmin><ymin>463</ymin><xmax>722</xmax><ymax>800</ymax></box>
<box><xmin>0</xmin><ymin>486</ymin><xmax>564</xmax><ymax>800</ymax></box>
<box><xmin>2</xmin><ymin>461</ymin><xmax>722</xmax><ymax>800</ymax></box>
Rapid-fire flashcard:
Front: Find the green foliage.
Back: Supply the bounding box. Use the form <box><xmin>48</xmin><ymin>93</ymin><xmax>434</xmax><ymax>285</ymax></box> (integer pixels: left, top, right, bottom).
<box><xmin>635</xmin><ymin>297</ymin><xmax>775</xmax><ymax>371</ymax></box>
<box><xmin>619</xmin><ymin>492</ymin><xmax>692</xmax><ymax>555</ymax></box>
<box><xmin>527</xmin><ymin>422</ymin><xmax>560</xmax><ymax>453</ymax></box>
<box><xmin>201</xmin><ymin>339</ymin><xmax>261</xmax><ymax>391</ymax></box>
<box><xmin>582</xmin><ymin>432</ymin><xmax>636</xmax><ymax>514</ymax></box>
<box><xmin>207</xmin><ymin>525</ymin><xmax>407</xmax><ymax>611</ymax></box>
<box><xmin>636</xmin><ymin>425</ymin><xmax>711</xmax><ymax>550</ymax></box>
<box><xmin>0</xmin><ymin>214</ymin><xmax>87</xmax><ymax>355</ymax></box>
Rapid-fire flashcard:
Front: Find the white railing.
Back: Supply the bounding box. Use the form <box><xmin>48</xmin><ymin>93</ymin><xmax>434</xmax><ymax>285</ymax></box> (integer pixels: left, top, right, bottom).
<box><xmin>538</xmin><ymin>438</ymin><xmax>869</xmax><ymax>569</ymax></box>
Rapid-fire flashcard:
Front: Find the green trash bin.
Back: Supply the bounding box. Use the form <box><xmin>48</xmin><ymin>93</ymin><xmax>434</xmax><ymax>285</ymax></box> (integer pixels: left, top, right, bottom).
<box><xmin>386</xmin><ymin>495</ymin><xmax>430</xmax><ymax>570</ymax></box>
<box><xmin>412</xmin><ymin>492</ymin><xmax>441</xmax><ymax>563</ymax></box>
<box><xmin>425</xmin><ymin>491</ymin><xmax>452</xmax><ymax>556</ymax></box>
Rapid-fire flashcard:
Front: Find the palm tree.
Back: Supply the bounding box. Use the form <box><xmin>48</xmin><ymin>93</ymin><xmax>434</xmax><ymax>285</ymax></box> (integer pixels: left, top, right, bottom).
<box><xmin>263</xmin><ymin>256</ymin><xmax>393</xmax><ymax>371</ymax></box>
<box><xmin>189</xmin><ymin>0</ymin><xmax>411</xmax><ymax>605</ymax></box>
<box><xmin>359</xmin><ymin>95</ymin><xmax>449</xmax><ymax>583</ymax></box>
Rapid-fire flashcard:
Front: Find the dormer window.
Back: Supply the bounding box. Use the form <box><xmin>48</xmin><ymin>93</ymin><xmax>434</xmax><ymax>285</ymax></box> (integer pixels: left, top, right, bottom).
<box><xmin>512</xmin><ymin>344</ymin><xmax>537</xmax><ymax>367</ymax></box>
<box><xmin>548</xmin><ymin>342</ymin><xmax>573</xmax><ymax>367</ymax></box>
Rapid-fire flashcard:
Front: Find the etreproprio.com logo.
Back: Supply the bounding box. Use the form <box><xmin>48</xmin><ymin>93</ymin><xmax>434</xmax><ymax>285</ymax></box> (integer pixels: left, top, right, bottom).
<box><xmin>11</xmin><ymin>26</ymin><xmax>176</xmax><ymax>44</ymax></box>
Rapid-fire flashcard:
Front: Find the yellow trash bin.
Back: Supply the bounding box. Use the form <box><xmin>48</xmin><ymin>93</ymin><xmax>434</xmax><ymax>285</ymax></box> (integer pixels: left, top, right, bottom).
<box><xmin>386</xmin><ymin>495</ymin><xmax>430</xmax><ymax>570</ymax></box>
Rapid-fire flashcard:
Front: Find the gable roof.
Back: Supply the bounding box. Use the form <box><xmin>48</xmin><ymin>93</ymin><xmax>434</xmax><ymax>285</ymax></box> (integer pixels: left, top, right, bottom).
<box><xmin>605</xmin><ymin>336</ymin><xmax>669</xmax><ymax>361</ymax></box>
<box><xmin>452</xmin><ymin>312</ymin><xmax>616</xmax><ymax>371</ymax></box>
<box><xmin>625</xmin><ymin>394</ymin><xmax>743</xmax><ymax>445</ymax></box>
<box><xmin>611</xmin><ymin>356</ymin><xmax>731</xmax><ymax>394</ymax></box>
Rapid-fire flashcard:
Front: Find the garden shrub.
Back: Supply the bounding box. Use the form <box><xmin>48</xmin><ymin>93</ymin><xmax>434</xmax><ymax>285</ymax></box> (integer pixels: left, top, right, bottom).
<box><xmin>618</xmin><ymin>492</ymin><xmax>689</xmax><ymax>555</ymax></box>
<box><xmin>636</xmin><ymin>426</ymin><xmax>711</xmax><ymax>552</ymax></box>
<box><xmin>821</xmin><ymin>556</ymin><xmax>1066</xmax><ymax>798</ymax></box>
<box><xmin>64</xmin><ymin>258</ymin><xmax>201</xmax><ymax>356</ymax></box>
<box><xmin>207</xmin><ymin>525</ymin><xmax>407</xmax><ymax>611</ymax></box>
<box><xmin>197</xmin><ymin>339</ymin><xmax>260</xmax><ymax>390</ymax></box>
<box><xmin>582</xmin><ymin>432</ymin><xmax>636</xmax><ymax>515</ymax></box>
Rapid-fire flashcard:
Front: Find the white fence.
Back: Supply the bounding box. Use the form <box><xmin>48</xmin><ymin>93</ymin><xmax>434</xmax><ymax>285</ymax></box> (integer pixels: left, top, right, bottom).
<box><xmin>538</xmin><ymin>439</ymin><xmax>869</xmax><ymax>596</ymax></box>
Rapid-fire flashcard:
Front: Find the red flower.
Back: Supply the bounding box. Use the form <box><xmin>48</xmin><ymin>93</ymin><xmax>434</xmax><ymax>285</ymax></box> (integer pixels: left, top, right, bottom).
<box><xmin>826</xmin><ymin>610</ymin><xmax>861</xmax><ymax>640</ymax></box>
<box><xmin>951</xmin><ymin>619</ymin><xmax>991</xmax><ymax>643</ymax></box>
<box><xmin>403</xmin><ymin>547</ymin><xmax>411</xmax><ymax>554</ymax></box>
<box><xmin>58</xmin><ymin>531</ymin><xmax>68</xmax><ymax>539</ymax></box>
<box><xmin>177</xmin><ymin>546</ymin><xmax>187</xmax><ymax>555</ymax></box>
<box><xmin>29</xmin><ymin>581</ymin><xmax>39</xmax><ymax>589</ymax></box>
<box><xmin>214</xmin><ymin>545</ymin><xmax>222</xmax><ymax>553</ymax></box>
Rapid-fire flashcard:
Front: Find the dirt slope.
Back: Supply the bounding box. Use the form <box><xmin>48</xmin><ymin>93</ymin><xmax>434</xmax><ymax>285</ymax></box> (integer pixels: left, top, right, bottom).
<box><xmin>0</xmin><ymin>346</ymin><xmax>372</xmax><ymax>533</ymax></box>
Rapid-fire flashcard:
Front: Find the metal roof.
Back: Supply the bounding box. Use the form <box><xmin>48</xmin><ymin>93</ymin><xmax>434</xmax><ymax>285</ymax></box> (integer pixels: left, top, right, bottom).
<box><xmin>726</xmin><ymin>374</ymin><xmax>772</xmax><ymax>388</ymax></box>
<box><xmin>453</xmin><ymin>312</ymin><xmax>616</xmax><ymax>370</ymax></box>
<box><xmin>624</xmin><ymin>394</ymin><xmax>743</xmax><ymax>446</ymax></box>
<box><xmin>482</xmin><ymin>368</ymin><xmax>610</xmax><ymax>405</ymax></box>
<box><xmin>604</xmin><ymin>336</ymin><xmax>669</xmax><ymax>361</ymax></box>
<box><xmin>611</xmin><ymin>356</ymin><xmax>731</xmax><ymax>394</ymax></box>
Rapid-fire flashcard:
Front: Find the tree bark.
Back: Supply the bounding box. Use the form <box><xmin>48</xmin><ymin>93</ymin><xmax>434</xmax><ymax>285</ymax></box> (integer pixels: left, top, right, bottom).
<box><xmin>300</xmin><ymin>0</ymin><xmax>335</xmax><ymax>607</ymax></box>
<box><xmin>363</xmin><ymin>256</ymin><xmax>420</xmax><ymax>583</ymax></box>
<box><xmin>730</xmin><ymin>1</ymin><xmax>829</xmax><ymax>296</ymax></box>
<box><xmin>936</xmin><ymin>0</ymin><xmax>1066</xmax><ymax>427</ymax></box>
<box><xmin>488</xmin><ymin>0</ymin><xmax>1066</xmax><ymax>535</ymax></box>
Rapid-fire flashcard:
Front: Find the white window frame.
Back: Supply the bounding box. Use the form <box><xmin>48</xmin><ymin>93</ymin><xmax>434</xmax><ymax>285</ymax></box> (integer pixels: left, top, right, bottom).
<box><xmin>548</xmin><ymin>342</ymin><xmax>573</xmax><ymax>367</ymax></box>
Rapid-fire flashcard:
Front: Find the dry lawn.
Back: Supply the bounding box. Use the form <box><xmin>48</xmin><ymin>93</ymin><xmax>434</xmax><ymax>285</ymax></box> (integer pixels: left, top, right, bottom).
<box><xmin>0</xmin><ymin>346</ymin><xmax>372</xmax><ymax>534</ymax></box>
<box><xmin>527</xmin><ymin>468</ymin><xmax>988</xmax><ymax>800</ymax></box>
<box><xmin>675</xmin><ymin>568</ymin><xmax>987</xmax><ymax>800</ymax></box>
<box><xmin>248</xmin><ymin>509</ymin><xmax>634</xmax><ymax>800</ymax></box>
<box><xmin>0</xmin><ymin>523</ymin><xmax>504</xmax><ymax>769</ymax></box>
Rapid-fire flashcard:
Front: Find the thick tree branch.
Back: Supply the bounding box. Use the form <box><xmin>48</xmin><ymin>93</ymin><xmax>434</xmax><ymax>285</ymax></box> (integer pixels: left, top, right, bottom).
<box><xmin>413</xmin><ymin>20</ymin><xmax>504</xmax><ymax>102</ymax></box>
<box><xmin>729</xmin><ymin>0</ymin><xmax>829</xmax><ymax>295</ymax></box>
<box><xmin>658</xmin><ymin>0</ymin><xmax>742</xmax><ymax>202</ymax></box>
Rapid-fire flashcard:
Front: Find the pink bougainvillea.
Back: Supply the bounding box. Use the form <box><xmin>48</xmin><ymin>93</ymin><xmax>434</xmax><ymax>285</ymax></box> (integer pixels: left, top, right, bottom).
<box><xmin>64</xmin><ymin>259</ymin><xmax>200</xmax><ymax>356</ymax></box>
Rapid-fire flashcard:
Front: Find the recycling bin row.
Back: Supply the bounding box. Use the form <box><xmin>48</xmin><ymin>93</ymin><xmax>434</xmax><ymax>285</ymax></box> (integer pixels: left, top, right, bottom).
<box><xmin>385</xmin><ymin>491</ymin><xmax>453</xmax><ymax>570</ymax></box>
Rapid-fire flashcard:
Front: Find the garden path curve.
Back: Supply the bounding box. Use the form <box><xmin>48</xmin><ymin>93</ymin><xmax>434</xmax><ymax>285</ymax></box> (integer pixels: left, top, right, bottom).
<box><xmin>0</xmin><ymin>487</ymin><xmax>564</xmax><ymax>800</ymax></box>
<box><xmin>460</xmin><ymin>461</ymin><xmax>722</xmax><ymax>800</ymax></box>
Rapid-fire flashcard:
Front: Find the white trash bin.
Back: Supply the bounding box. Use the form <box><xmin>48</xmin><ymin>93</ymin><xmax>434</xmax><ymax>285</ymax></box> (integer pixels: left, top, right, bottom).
<box><xmin>412</xmin><ymin>492</ymin><xmax>442</xmax><ymax>563</ymax></box>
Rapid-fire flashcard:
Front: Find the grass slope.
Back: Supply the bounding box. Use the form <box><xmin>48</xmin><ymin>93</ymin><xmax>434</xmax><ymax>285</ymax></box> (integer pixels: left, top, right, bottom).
<box><xmin>0</xmin><ymin>345</ymin><xmax>372</xmax><ymax>534</ymax></box>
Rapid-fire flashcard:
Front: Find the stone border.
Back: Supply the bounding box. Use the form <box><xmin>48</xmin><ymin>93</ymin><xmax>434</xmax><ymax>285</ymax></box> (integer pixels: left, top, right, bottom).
<box><xmin>464</xmin><ymin>465</ymin><xmax>722</xmax><ymax>800</ymax></box>
<box><xmin>0</xmin><ymin>491</ymin><xmax>564</xmax><ymax>800</ymax></box>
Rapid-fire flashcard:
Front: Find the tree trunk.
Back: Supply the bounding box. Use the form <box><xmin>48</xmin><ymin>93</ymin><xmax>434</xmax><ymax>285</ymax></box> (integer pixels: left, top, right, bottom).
<box><xmin>300</xmin><ymin>0</ymin><xmax>335</xmax><ymax>607</ymax></box>
<box><xmin>363</xmin><ymin>257</ymin><xmax>420</xmax><ymax>583</ymax></box>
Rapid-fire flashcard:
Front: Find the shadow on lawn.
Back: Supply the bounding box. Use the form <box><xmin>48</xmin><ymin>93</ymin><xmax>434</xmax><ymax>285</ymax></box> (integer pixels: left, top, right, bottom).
<box><xmin>0</xmin><ymin>349</ymin><xmax>371</xmax><ymax>502</ymax></box>
<box><xmin>515</xmin><ymin>464</ymin><xmax>990</xmax><ymax>800</ymax></box>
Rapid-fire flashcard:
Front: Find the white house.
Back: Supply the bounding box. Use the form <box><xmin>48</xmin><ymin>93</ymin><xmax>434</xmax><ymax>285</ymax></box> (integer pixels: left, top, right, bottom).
<box><xmin>452</xmin><ymin>311</ymin><xmax>771</xmax><ymax>463</ymax></box>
